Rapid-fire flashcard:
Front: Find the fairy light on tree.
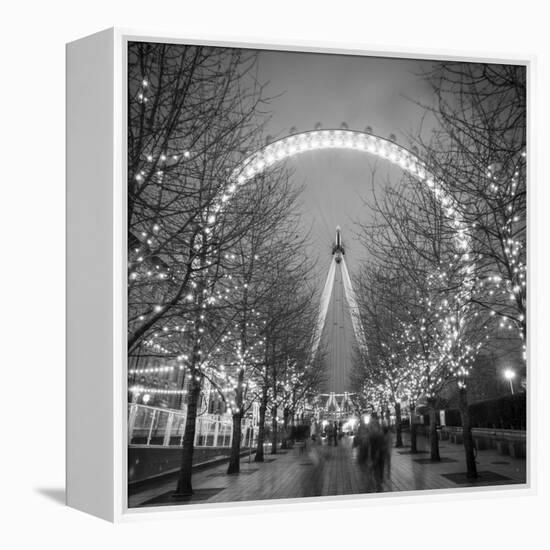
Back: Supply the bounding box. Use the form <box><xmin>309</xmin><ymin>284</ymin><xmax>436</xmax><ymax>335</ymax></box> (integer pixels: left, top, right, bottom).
<box><xmin>127</xmin><ymin>42</ymin><xmax>274</xmax><ymax>363</ymax></box>
<box><xmin>419</xmin><ymin>63</ymin><xmax>526</xmax><ymax>344</ymax></box>
<box><xmin>353</xmin><ymin>155</ymin><xmax>492</xmax><ymax>472</ymax></box>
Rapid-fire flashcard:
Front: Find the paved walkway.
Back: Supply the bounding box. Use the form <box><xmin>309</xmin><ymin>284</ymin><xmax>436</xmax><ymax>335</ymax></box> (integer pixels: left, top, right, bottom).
<box><xmin>130</xmin><ymin>434</ymin><xmax>526</xmax><ymax>508</ymax></box>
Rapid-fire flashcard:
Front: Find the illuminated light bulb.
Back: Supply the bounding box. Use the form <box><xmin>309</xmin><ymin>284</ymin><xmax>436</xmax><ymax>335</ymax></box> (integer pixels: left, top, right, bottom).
<box><xmin>135</xmin><ymin>174</ymin><xmax>143</xmax><ymax>181</ymax></box>
<box><xmin>154</xmin><ymin>305</ymin><xmax>163</xmax><ymax>312</ymax></box>
<box><xmin>146</xmin><ymin>154</ymin><xmax>153</xmax><ymax>162</ymax></box>
<box><xmin>183</xmin><ymin>151</ymin><xmax>191</xmax><ymax>158</ymax></box>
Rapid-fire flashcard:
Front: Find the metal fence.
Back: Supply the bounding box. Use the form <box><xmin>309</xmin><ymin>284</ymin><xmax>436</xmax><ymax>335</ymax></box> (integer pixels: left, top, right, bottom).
<box><xmin>128</xmin><ymin>403</ymin><xmax>257</xmax><ymax>448</ymax></box>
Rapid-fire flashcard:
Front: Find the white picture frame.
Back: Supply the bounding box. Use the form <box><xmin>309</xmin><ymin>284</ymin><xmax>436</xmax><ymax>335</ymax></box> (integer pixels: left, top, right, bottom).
<box><xmin>66</xmin><ymin>27</ymin><xmax>535</xmax><ymax>522</ymax></box>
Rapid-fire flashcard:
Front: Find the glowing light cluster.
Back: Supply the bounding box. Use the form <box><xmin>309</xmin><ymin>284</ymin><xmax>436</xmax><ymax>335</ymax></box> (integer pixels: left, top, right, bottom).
<box><xmin>130</xmin><ymin>385</ymin><xmax>187</xmax><ymax>395</ymax></box>
<box><xmin>128</xmin><ymin>365</ymin><xmax>182</xmax><ymax>375</ymax></box>
<box><xmin>234</xmin><ymin>129</ymin><xmax>429</xmax><ymax>184</ymax></box>
<box><xmin>229</xmin><ymin>129</ymin><xmax>472</xmax><ymax>269</ymax></box>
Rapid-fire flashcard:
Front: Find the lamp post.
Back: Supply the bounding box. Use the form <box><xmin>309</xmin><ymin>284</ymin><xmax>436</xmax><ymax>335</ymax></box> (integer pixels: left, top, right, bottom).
<box><xmin>504</xmin><ymin>369</ymin><xmax>515</xmax><ymax>395</ymax></box>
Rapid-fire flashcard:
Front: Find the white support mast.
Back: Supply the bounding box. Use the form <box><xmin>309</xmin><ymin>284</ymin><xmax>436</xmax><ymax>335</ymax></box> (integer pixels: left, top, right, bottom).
<box><xmin>311</xmin><ymin>226</ymin><xmax>367</xmax><ymax>364</ymax></box>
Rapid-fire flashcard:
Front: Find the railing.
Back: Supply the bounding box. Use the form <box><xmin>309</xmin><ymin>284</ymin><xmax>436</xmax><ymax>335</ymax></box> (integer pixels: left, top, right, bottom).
<box><xmin>438</xmin><ymin>425</ymin><xmax>526</xmax><ymax>458</ymax></box>
<box><xmin>128</xmin><ymin>403</ymin><xmax>257</xmax><ymax>448</ymax></box>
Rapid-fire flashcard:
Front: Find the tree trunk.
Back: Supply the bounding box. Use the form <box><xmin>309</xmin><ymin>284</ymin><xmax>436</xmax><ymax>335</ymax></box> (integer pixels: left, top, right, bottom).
<box><xmin>394</xmin><ymin>401</ymin><xmax>403</xmax><ymax>447</ymax></box>
<box><xmin>227</xmin><ymin>366</ymin><xmax>245</xmax><ymax>474</ymax></box>
<box><xmin>254</xmin><ymin>385</ymin><xmax>268</xmax><ymax>462</ymax></box>
<box><xmin>227</xmin><ymin>413</ymin><xmax>243</xmax><ymax>474</ymax></box>
<box><xmin>458</xmin><ymin>387</ymin><xmax>478</xmax><ymax>479</ymax></box>
<box><xmin>174</xmin><ymin>374</ymin><xmax>201</xmax><ymax>496</ymax></box>
<box><xmin>270</xmin><ymin>405</ymin><xmax>278</xmax><ymax>454</ymax></box>
<box><xmin>409</xmin><ymin>404</ymin><xmax>418</xmax><ymax>454</ymax></box>
<box><xmin>428</xmin><ymin>399</ymin><xmax>440</xmax><ymax>462</ymax></box>
<box><xmin>281</xmin><ymin>407</ymin><xmax>290</xmax><ymax>449</ymax></box>
<box><xmin>173</xmin><ymin>246</ymin><xmax>207</xmax><ymax>496</ymax></box>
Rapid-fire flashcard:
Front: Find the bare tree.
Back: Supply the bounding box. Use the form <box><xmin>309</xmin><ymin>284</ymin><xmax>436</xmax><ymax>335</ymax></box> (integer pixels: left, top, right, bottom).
<box><xmin>355</xmin><ymin>170</ymin><xmax>490</xmax><ymax>474</ymax></box>
<box><xmin>253</xmin><ymin>258</ymin><xmax>322</xmax><ymax>461</ymax></box>
<box><xmin>195</xmin><ymin>171</ymin><xmax>319</xmax><ymax>474</ymax></box>
<box><xmin>352</xmin><ymin>265</ymin><xmax>414</xmax><ymax>448</ymax></box>
<box><xmin>127</xmin><ymin>42</ymin><xmax>271</xmax><ymax>355</ymax></box>
<box><xmin>418</xmin><ymin>62</ymin><xmax>526</xmax><ymax>341</ymax></box>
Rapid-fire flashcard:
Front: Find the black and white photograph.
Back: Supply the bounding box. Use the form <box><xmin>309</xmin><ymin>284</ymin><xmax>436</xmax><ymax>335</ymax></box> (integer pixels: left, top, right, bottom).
<box><xmin>126</xmin><ymin>40</ymin><xmax>527</xmax><ymax>508</ymax></box>
<box><xmin>6</xmin><ymin>0</ymin><xmax>550</xmax><ymax>546</ymax></box>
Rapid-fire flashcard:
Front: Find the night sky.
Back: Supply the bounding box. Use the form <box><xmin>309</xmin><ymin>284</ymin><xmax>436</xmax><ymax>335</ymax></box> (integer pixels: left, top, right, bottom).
<box><xmin>252</xmin><ymin>50</ymin><xmax>440</xmax><ymax>378</ymax></box>
<box><xmin>255</xmin><ymin>49</ymin><xmax>438</xmax><ymax>280</ymax></box>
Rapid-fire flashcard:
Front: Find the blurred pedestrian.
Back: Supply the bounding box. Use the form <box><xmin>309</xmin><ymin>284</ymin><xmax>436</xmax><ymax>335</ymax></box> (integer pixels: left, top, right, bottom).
<box><xmin>327</xmin><ymin>422</ymin><xmax>334</xmax><ymax>446</ymax></box>
<box><xmin>310</xmin><ymin>420</ymin><xmax>318</xmax><ymax>443</ymax></box>
<box><xmin>356</xmin><ymin>415</ymin><xmax>370</xmax><ymax>471</ymax></box>
<box><xmin>382</xmin><ymin>424</ymin><xmax>392</xmax><ymax>482</ymax></box>
<box><xmin>368</xmin><ymin>414</ymin><xmax>385</xmax><ymax>491</ymax></box>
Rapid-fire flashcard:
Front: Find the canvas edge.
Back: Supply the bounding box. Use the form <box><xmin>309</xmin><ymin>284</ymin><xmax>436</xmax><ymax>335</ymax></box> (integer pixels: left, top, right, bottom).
<box><xmin>66</xmin><ymin>27</ymin><xmax>117</xmax><ymax>522</ymax></box>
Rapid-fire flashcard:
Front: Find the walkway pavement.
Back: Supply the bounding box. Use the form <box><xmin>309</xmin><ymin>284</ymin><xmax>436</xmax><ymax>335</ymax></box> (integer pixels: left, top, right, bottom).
<box><xmin>129</xmin><ymin>434</ymin><xmax>526</xmax><ymax>508</ymax></box>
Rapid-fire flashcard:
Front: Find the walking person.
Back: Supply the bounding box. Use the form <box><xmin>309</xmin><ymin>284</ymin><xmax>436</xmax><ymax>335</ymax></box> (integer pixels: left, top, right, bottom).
<box><xmin>355</xmin><ymin>415</ymin><xmax>372</xmax><ymax>490</ymax></box>
<box><xmin>326</xmin><ymin>421</ymin><xmax>333</xmax><ymax>446</ymax></box>
<box><xmin>368</xmin><ymin>414</ymin><xmax>385</xmax><ymax>492</ymax></box>
<box><xmin>382</xmin><ymin>424</ymin><xmax>392</xmax><ymax>482</ymax></box>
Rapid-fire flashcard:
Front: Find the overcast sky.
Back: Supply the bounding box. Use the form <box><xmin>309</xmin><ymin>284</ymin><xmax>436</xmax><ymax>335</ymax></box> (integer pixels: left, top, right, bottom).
<box><xmin>254</xmin><ymin>49</ymin><xmax>439</xmax><ymax>281</ymax></box>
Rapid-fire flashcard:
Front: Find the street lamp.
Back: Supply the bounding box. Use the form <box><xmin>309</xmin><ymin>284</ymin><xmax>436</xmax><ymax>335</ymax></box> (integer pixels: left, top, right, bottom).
<box><xmin>504</xmin><ymin>369</ymin><xmax>515</xmax><ymax>395</ymax></box>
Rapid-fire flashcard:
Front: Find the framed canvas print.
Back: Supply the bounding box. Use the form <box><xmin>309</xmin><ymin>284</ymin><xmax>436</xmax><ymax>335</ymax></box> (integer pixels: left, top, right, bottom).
<box><xmin>66</xmin><ymin>28</ymin><xmax>533</xmax><ymax>521</ymax></box>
